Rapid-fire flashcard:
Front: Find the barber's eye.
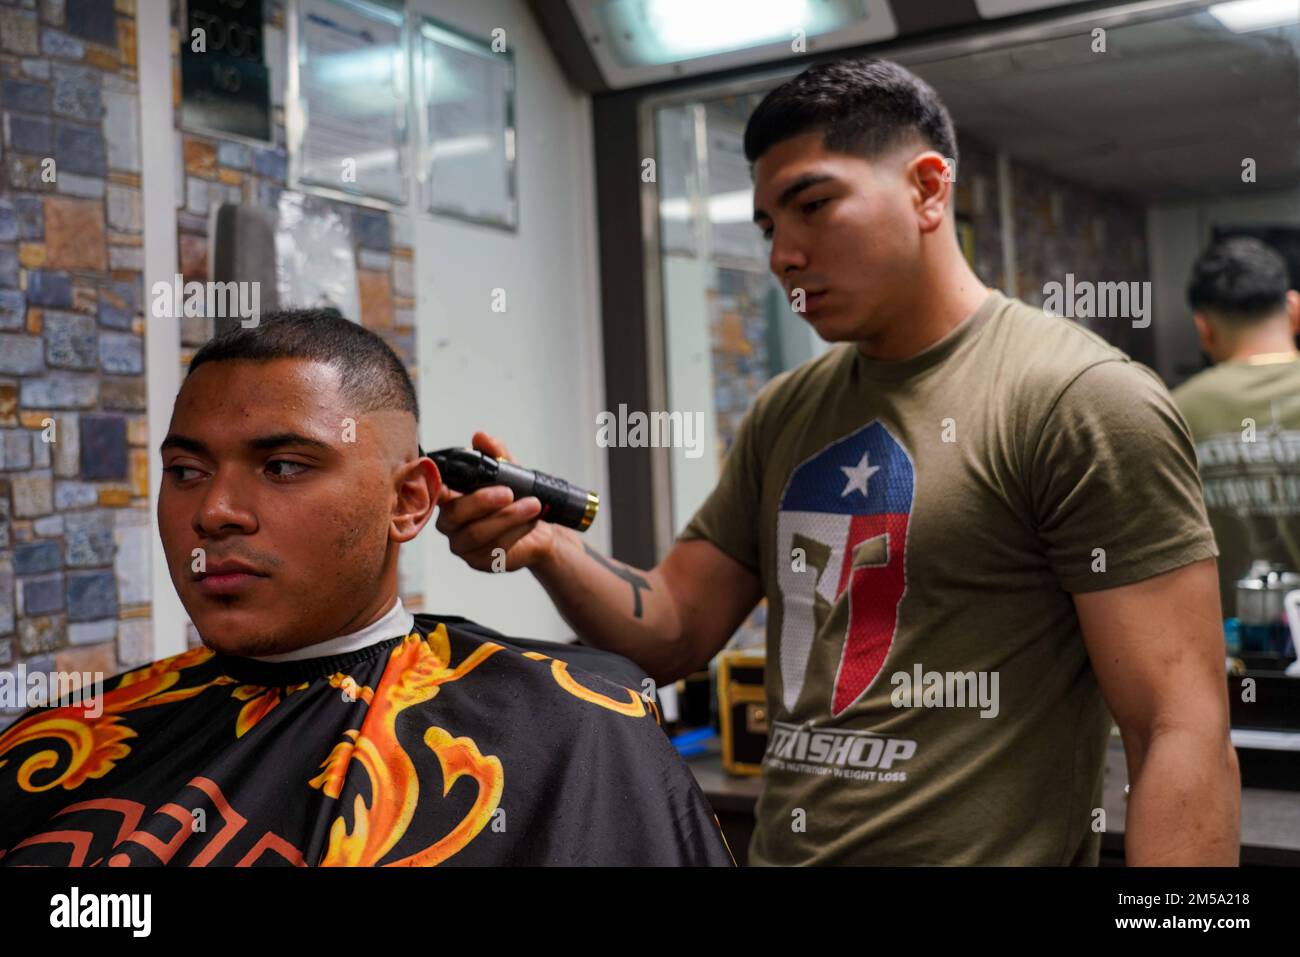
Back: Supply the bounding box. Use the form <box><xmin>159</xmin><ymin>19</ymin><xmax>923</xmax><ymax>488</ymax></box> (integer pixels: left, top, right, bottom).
<box><xmin>165</xmin><ymin>465</ymin><xmax>201</xmax><ymax>482</ymax></box>
<box><xmin>266</xmin><ymin>460</ymin><xmax>309</xmax><ymax>478</ymax></box>
<box><xmin>803</xmin><ymin>198</ymin><xmax>828</xmax><ymax>215</ymax></box>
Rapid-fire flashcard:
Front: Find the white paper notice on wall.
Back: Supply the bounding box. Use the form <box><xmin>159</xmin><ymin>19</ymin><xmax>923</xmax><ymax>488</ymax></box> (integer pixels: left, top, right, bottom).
<box><xmin>295</xmin><ymin>0</ymin><xmax>407</xmax><ymax>205</ymax></box>
<box><xmin>275</xmin><ymin>190</ymin><xmax>361</xmax><ymax>323</ymax></box>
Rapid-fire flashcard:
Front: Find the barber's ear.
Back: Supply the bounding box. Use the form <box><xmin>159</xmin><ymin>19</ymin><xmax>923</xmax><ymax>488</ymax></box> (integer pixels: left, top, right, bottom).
<box><xmin>911</xmin><ymin>151</ymin><xmax>950</xmax><ymax>233</ymax></box>
<box><xmin>1286</xmin><ymin>290</ymin><xmax>1300</xmax><ymax>335</ymax></box>
<box><xmin>392</xmin><ymin>454</ymin><xmax>440</xmax><ymax>543</ymax></box>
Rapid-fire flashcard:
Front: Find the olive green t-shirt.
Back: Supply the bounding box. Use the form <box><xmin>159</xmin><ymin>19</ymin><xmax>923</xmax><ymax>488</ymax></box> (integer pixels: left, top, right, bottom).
<box><xmin>1172</xmin><ymin>356</ymin><xmax>1300</xmax><ymax>618</ymax></box>
<box><xmin>681</xmin><ymin>289</ymin><xmax>1217</xmax><ymax>865</ymax></box>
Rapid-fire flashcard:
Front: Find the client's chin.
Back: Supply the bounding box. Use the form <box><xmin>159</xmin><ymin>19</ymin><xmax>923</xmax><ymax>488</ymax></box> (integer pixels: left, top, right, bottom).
<box><xmin>186</xmin><ymin>605</ymin><xmax>297</xmax><ymax>658</ymax></box>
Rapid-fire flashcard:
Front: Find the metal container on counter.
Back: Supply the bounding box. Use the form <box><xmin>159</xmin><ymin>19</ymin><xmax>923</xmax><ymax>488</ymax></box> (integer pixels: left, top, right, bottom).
<box><xmin>1236</xmin><ymin>561</ymin><xmax>1300</xmax><ymax>659</ymax></box>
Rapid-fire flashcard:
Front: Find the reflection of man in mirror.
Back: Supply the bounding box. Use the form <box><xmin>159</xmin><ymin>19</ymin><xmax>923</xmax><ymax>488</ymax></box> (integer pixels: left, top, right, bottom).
<box><xmin>1174</xmin><ymin>237</ymin><xmax>1300</xmax><ymax>617</ymax></box>
<box><xmin>0</xmin><ymin>310</ymin><xmax>732</xmax><ymax>867</ymax></box>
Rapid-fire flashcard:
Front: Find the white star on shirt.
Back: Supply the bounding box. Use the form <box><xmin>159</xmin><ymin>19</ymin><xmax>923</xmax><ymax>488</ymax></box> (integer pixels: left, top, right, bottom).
<box><xmin>840</xmin><ymin>451</ymin><xmax>881</xmax><ymax>499</ymax></box>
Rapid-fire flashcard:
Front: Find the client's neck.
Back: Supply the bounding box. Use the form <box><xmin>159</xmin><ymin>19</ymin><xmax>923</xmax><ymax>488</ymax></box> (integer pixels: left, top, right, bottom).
<box><xmin>251</xmin><ymin>597</ymin><xmax>415</xmax><ymax>663</ymax></box>
<box><xmin>1217</xmin><ymin>315</ymin><xmax>1298</xmax><ymax>363</ymax></box>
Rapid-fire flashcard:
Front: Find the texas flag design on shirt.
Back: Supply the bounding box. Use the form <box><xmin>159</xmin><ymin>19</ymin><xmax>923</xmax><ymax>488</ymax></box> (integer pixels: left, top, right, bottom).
<box><xmin>775</xmin><ymin>421</ymin><xmax>915</xmax><ymax>717</ymax></box>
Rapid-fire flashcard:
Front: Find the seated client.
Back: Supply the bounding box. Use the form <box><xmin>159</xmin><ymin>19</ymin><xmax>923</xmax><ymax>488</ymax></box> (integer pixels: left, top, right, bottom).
<box><xmin>0</xmin><ymin>309</ymin><xmax>733</xmax><ymax>867</ymax></box>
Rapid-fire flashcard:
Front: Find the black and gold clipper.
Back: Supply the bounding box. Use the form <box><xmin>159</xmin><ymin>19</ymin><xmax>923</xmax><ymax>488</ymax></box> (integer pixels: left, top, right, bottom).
<box><xmin>426</xmin><ymin>447</ymin><xmax>599</xmax><ymax>532</ymax></box>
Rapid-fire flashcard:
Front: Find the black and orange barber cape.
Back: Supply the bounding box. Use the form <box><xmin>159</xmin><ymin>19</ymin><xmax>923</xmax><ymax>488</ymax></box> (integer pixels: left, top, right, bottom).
<box><xmin>0</xmin><ymin>614</ymin><xmax>734</xmax><ymax>866</ymax></box>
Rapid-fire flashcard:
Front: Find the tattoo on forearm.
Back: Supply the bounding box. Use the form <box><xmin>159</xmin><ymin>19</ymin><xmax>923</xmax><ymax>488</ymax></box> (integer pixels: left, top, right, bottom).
<box><xmin>583</xmin><ymin>544</ymin><xmax>652</xmax><ymax>619</ymax></box>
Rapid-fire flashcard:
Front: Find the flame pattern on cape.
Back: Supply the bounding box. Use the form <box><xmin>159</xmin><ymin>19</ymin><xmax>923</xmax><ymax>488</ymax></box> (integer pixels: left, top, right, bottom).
<box><xmin>309</xmin><ymin>625</ymin><xmax>506</xmax><ymax>866</ymax></box>
<box><xmin>1</xmin><ymin>622</ymin><xmax>685</xmax><ymax>865</ymax></box>
<box><xmin>0</xmin><ymin>647</ymin><xmax>231</xmax><ymax>793</ymax></box>
<box><xmin>522</xmin><ymin>651</ymin><xmax>651</xmax><ymax>718</ymax></box>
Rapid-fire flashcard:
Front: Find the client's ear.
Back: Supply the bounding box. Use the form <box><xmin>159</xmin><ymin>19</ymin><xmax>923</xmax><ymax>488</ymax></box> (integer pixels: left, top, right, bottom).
<box><xmin>392</xmin><ymin>454</ymin><xmax>440</xmax><ymax>543</ymax></box>
<box><xmin>1192</xmin><ymin>313</ymin><xmax>1215</xmax><ymax>356</ymax></box>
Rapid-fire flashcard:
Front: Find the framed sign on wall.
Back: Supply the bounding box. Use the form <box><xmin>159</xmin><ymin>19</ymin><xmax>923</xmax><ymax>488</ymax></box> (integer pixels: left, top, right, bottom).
<box><xmin>415</xmin><ymin>17</ymin><xmax>518</xmax><ymax>231</ymax></box>
<box><xmin>288</xmin><ymin>0</ymin><xmax>410</xmax><ymax>207</ymax></box>
<box><xmin>181</xmin><ymin>0</ymin><xmax>272</xmax><ymax>142</ymax></box>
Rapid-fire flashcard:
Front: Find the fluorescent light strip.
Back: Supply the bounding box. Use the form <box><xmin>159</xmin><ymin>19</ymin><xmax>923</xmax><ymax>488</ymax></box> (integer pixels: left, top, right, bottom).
<box><xmin>1209</xmin><ymin>0</ymin><xmax>1300</xmax><ymax>33</ymax></box>
<box><xmin>645</xmin><ymin>0</ymin><xmax>811</xmax><ymax>57</ymax></box>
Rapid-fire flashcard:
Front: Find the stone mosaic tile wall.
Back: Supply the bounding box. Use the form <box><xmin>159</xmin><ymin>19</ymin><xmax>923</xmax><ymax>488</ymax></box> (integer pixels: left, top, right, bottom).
<box><xmin>1008</xmin><ymin>152</ymin><xmax>1151</xmax><ymax>365</ymax></box>
<box><xmin>708</xmin><ymin>266</ymin><xmax>772</xmax><ymax>462</ymax></box>
<box><xmin>0</xmin><ymin>0</ymin><xmax>150</xmax><ymax>727</ymax></box>
<box><xmin>956</xmin><ymin>134</ymin><xmax>1150</xmax><ymax>367</ymax></box>
<box><xmin>952</xmin><ymin>133</ymin><xmax>1006</xmax><ymax>290</ymax></box>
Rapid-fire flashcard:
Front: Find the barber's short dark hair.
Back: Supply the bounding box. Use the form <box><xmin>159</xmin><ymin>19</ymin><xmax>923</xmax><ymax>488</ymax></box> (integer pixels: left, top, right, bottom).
<box><xmin>1187</xmin><ymin>237</ymin><xmax>1290</xmax><ymax>323</ymax></box>
<box><xmin>186</xmin><ymin>308</ymin><xmax>418</xmax><ymax>418</ymax></box>
<box><xmin>744</xmin><ymin>57</ymin><xmax>958</xmax><ymax>169</ymax></box>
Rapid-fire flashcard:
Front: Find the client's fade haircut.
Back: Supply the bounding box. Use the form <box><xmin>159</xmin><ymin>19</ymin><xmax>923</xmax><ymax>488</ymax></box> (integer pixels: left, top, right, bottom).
<box><xmin>1187</xmin><ymin>237</ymin><xmax>1292</xmax><ymax>324</ymax></box>
<box><xmin>744</xmin><ymin>57</ymin><xmax>958</xmax><ymax>170</ymax></box>
<box><xmin>186</xmin><ymin>308</ymin><xmax>419</xmax><ymax>418</ymax></box>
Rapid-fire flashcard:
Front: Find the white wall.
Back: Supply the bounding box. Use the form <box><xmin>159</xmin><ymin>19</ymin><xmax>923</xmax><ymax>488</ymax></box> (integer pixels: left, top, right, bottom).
<box><xmin>412</xmin><ymin>0</ymin><xmax>606</xmax><ymax>640</ymax></box>
<box><xmin>140</xmin><ymin>0</ymin><xmax>186</xmax><ymax>656</ymax></box>
<box><xmin>1147</xmin><ymin>186</ymin><xmax>1300</xmax><ymax>386</ymax></box>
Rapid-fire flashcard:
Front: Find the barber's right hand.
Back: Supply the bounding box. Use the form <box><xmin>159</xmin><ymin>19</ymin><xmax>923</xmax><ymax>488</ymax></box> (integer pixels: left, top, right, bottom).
<box><xmin>434</xmin><ymin>432</ymin><xmax>561</xmax><ymax>573</ymax></box>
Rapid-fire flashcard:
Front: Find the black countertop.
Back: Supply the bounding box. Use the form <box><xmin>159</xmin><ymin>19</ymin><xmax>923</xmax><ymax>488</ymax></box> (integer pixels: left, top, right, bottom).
<box><xmin>687</xmin><ymin>735</ymin><xmax>1300</xmax><ymax>865</ymax></box>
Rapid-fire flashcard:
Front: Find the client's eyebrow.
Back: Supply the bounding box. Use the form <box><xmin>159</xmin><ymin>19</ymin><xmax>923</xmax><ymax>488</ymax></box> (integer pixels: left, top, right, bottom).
<box><xmin>753</xmin><ymin>173</ymin><xmax>836</xmax><ymax>223</ymax></box>
<box><xmin>159</xmin><ymin>434</ymin><xmax>206</xmax><ymax>456</ymax></box>
<box><xmin>246</xmin><ymin>432</ymin><xmax>336</xmax><ymax>453</ymax></box>
<box><xmin>160</xmin><ymin>432</ymin><xmax>336</xmax><ymax>456</ymax></box>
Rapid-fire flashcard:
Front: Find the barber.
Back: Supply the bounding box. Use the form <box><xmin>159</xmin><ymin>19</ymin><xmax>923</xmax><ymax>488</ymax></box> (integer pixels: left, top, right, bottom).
<box><xmin>436</xmin><ymin>57</ymin><xmax>1238</xmax><ymax>866</ymax></box>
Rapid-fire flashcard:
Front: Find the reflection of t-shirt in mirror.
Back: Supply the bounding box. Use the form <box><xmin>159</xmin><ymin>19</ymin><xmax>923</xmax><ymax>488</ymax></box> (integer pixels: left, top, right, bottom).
<box><xmin>1173</xmin><ymin>357</ymin><xmax>1300</xmax><ymax>618</ymax></box>
<box><xmin>681</xmin><ymin>288</ymin><xmax>1216</xmax><ymax>865</ymax></box>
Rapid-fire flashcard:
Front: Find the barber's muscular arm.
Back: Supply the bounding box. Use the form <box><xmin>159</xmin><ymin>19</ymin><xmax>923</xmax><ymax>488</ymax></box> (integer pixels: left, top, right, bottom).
<box><xmin>1074</xmin><ymin>558</ymin><xmax>1240</xmax><ymax>865</ymax></box>
<box><xmin>435</xmin><ymin>433</ymin><xmax>763</xmax><ymax>684</ymax></box>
